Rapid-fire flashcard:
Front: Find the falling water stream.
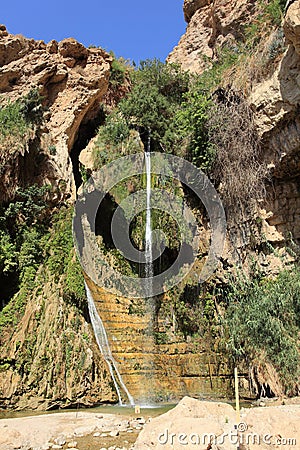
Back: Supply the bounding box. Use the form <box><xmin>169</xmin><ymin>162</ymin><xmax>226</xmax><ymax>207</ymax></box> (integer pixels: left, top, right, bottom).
<box><xmin>144</xmin><ymin>134</ymin><xmax>153</xmax><ymax>298</ymax></box>
<box><xmin>85</xmin><ymin>140</ymin><xmax>154</xmax><ymax>406</ymax></box>
<box><xmin>85</xmin><ymin>282</ymin><xmax>134</xmax><ymax>406</ymax></box>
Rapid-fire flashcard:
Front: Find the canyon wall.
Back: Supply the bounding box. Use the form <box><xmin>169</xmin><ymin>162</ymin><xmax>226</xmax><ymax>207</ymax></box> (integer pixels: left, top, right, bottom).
<box><xmin>0</xmin><ymin>27</ymin><xmax>116</xmax><ymax>409</ymax></box>
<box><xmin>87</xmin><ymin>282</ymin><xmax>231</xmax><ymax>404</ymax></box>
<box><xmin>0</xmin><ymin>277</ymin><xmax>116</xmax><ymax>410</ymax></box>
<box><xmin>0</xmin><ymin>25</ymin><xmax>111</xmax><ymax>202</ymax></box>
<box><xmin>169</xmin><ymin>0</ymin><xmax>300</xmax><ymax>270</ymax></box>
<box><xmin>169</xmin><ymin>0</ymin><xmax>258</xmax><ymax>73</ymax></box>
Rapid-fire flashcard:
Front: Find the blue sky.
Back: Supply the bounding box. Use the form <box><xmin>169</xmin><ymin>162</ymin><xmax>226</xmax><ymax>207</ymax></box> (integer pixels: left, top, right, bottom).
<box><xmin>1</xmin><ymin>1</ymin><xmax>186</xmax><ymax>64</ymax></box>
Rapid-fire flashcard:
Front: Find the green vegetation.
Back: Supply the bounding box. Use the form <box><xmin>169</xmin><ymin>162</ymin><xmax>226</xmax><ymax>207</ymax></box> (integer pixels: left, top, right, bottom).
<box><xmin>18</xmin><ymin>88</ymin><xmax>44</xmax><ymax>125</ymax></box>
<box><xmin>64</xmin><ymin>257</ymin><xmax>86</xmax><ymax>309</ymax></box>
<box><xmin>0</xmin><ymin>192</ymin><xmax>86</xmax><ymax>334</ymax></box>
<box><xmin>95</xmin><ymin>58</ymin><xmax>190</xmax><ymax>157</ymax></box>
<box><xmin>118</xmin><ymin>59</ymin><xmax>190</xmax><ymax>151</ymax></box>
<box><xmin>174</xmin><ymin>85</ymin><xmax>215</xmax><ymax>170</ymax></box>
<box><xmin>94</xmin><ymin>2</ymin><xmax>286</xmax><ymax>174</ymax></box>
<box><xmin>153</xmin><ymin>331</ymin><xmax>168</xmax><ymax>345</ymax></box>
<box><xmin>0</xmin><ymin>0</ymin><xmax>295</xmax><ymax>400</ymax></box>
<box><xmin>0</xmin><ymin>185</ymin><xmax>49</xmax><ymax>331</ymax></box>
<box><xmin>262</xmin><ymin>0</ymin><xmax>285</xmax><ymax>26</ymax></box>
<box><xmin>0</xmin><ymin>185</ymin><xmax>50</xmax><ymax>273</ymax></box>
<box><xmin>222</xmin><ymin>268</ymin><xmax>300</xmax><ymax>395</ymax></box>
<box><xmin>0</xmin><ymin>90</ymin><xmax>48</xmax><ymax>333</ymax></box>
<box><xmin>0</xmin><ymin>266</ymin><xmax>38</xmax><ymax>331</ymax></box>
<box><xmin>0</xmin><ymin>89</ymin><xmax>44</xmax><ymax>179</ymax></box>
<box><xmin>0</xmin><ymin>99</ymin><xmax>28</xmax><ymax>140</ymax></box>
<box><xmin>191</xmin><ymin>1</ymin><xmax>286</xmax><ymax>96</ymax></box>
<box><xmin>161</xmin><ymin>265</ymin><xmax>300</xmax><ymax>396</ymax></box>
<box><xmin>165</xmin><ymin>282</ymin><xmax>218</xmax><ymax>341</ymax></box>
<box><xmin>94</xmin><ymin>58</ymin><xmax>215</xmax><ymax>171</ymax></box>
<box><xmin>0</xmin><ymin>89</ymin><xmax>43</xmax><ymax>142</ymax></box>
<box><xmin>44</xmin><ymin>207</ymin><xmax>86</xmax><ymax>309</ymax></box>
<box><xmin>109</xmin><ymin>51</ymin><xmax>131</xmax><ymax>87</ymax></box>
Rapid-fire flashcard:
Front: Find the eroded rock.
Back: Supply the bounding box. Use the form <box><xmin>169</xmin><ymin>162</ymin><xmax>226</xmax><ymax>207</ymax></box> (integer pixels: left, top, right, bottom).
<box><xmin>169</xmin><ymin>0</ymin><xmax>258</xmax><ymax>73</ymax></box>
<box><xmin>283</xmin><ymin>0</ymin><xmax>300</xmax><ymax>54</ymax></box>
<box><xmin>0</xmin><ymin>27</ymin><xmax>111</xmax><ymax>202</ymax></box>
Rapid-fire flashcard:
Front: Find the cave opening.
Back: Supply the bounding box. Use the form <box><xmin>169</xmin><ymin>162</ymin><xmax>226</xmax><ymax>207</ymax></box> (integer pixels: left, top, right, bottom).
<box><xmin>93</xmin><ymin>196</ymin><xmax>186</xmax><ymax>280</ymax></box>
<box><xmin>70</xmin><ymin>105</ymin><xmax>105</xmax><ymax>190</ymax></box>
<box><xmin>0</xmin><ymin>272</ymin><xmax>19</xmax><ymax>312</ymax></box>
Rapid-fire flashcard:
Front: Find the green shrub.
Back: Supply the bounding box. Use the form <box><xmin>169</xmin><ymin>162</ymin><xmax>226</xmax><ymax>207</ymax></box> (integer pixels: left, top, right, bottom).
<box><xmin>198</xmin><ymin>47</ymin><xmax>240</xmax><ymax>92</ymax></box>
<box><xmin>263</xmin><ymin>0</ymin><xmax>285</xmax><ymax>26</ymax></box>
<box><xmin>19</xmin><ymin>88</ymin><xmax>43</xmax><ymax>125</ymax></box>
<box><xmin>0</xmin><ymin>185</ymin><xmax>49</xmax><ymax>268</ymax></box>
<box><xmin>0</xmin><ymin>89</ymin><xmax>43</xmax><ymax>142</ymax></box>
<box><xmin>109</xmin><ymin>52</ymin><xmax>130</xmax><ymax>86</ymax></box>
<box><xmin>0</xmin><ymin>231</ymin><xmax>18</xmax><ymax>274</ymax></box>
<box><xmin>0</xmin><ymin>184</ymin><xmax>50</xmax><ymax>332</ymax></box>
<box><xmin>154</xmin><ymin>331</ymin><xmax>168</xmax><ymax>345</ymax></box>
<box><xmin>63</xmin><ymin>256</ymin><xmax>86</xmax><ymax>309</ymax></box>
<box><xmin>223</xmin><ymin>268</ymin><xmax>300</xmax><ymax>395</ymax></box>
<box><xmin>0</xmin><ymin>265</ymin><xmax>38</xmax><ymax>332</ymax></box>
<box><xmin>44</xmin><ymin>208</ymin><xmax>75</xmax><ymax>278</ymax></box>
<box><xmin>44</xmin><ymin>207</ymin><xmax>86</xmax><ymax>309</ymax></box>
<box><xmin>94</xmin><ymin>58</ymin><xmax>215</xmax><ymax>169</ymax></box>
<box><xmin>3</xmin><ymin>184</ymin><xmax>50</xmax><ymax>228</ymax></box>
<box><xmin>0</xmin><ymin>100</ymin><xmax>28</xmax><ymax>139</ymax></box>
<box><xmin>174</xmin><ymin>85</ymin><xmax>215</xmax><ymax>170</ymax></box>
<box><xmin>118</xmin><ymin>59</ymin><xmax>190</xmax><ymax>149</ymax></box>
<box><xmin>102</xmin><ymin>110</ymin><xmax>130</xmax><ymax>145</ymax></box>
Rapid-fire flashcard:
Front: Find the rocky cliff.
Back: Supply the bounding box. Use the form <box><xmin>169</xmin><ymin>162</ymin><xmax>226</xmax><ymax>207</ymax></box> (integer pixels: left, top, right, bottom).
<box><xmin>87</xmin><ymin>282</ymin><xmax>231</xmax><ymax>404</ymax></box>
<box><xmin>0</xmin><ymin>25</ymin><xmax>111</xmax><ymax>202</ymax></box>
<box><xmin>168</xmin><ymin>0</ymin><xmax>300</xmax><ymax>398</ymax></box>
<box><xmin>0</xmin><ymin>26</ymin><xmax>117</xmax><ymax>409</ymax></box>
<box><xmin>169</xmin><ymin>0</ymin><xmax>300</xmax><ymax>269</ymax></box>
<box><xmin>168</xmin><ymin>0</ymin><xmax>258</xmax><ymax>73</ymax></box>
<box><xmin>0</xmin><ymin>277</ymin><xmax>116</xmax><ymax>410</ymax></box>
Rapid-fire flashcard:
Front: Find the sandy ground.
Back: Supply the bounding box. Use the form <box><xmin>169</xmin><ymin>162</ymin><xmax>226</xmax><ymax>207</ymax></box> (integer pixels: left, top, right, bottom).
<box><xmin>0</xmin><ymin>411</ymin><xmax>145</xmax><ymax>450</ymax></box>
<box><xmin>134</xmin><ymin>397</ymin><xmax>300</xmax><ymax>450</ymax></box>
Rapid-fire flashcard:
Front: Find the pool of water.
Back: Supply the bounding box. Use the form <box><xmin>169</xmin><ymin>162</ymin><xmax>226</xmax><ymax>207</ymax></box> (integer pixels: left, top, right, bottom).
<box><xmin>0</xmin><ymin>396</ymin><xmax>255</xmax><ymax>420</ymax></box>
<box><xmin>0</xmin><ymin>402</ymin><xmax>176</xmax><ymax>420</ymax></box>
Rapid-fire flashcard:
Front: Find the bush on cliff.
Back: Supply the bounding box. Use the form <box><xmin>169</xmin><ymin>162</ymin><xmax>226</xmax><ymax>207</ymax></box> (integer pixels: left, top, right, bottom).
<box><xmin>0</xmin><ymin>89</ymin><xmax>43</xmax><ymax>141</ymax></box>
<box><xmin>223</xmin><ymin>268</ymin><xmax>300</xmax><ymax>396</ymax></box>
<box><xmin>94</xmin><ymin>59</ymin><xmax>215</xmax><ymax>171</ymax></box>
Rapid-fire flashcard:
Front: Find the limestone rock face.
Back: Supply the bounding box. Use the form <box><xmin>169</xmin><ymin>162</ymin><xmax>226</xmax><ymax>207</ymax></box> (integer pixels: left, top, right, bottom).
<box><xmin>283</xmin><ymin>0</ymin><xmax>300</xmax><ymax>54</ymax></box>
<box><xmin>58</xmin><ymin>38</ymin><xmax>89</xmax><ymax>62</ymax></box>
<box><xmin>248</xmin><ymin>3</ymin><xmax>300</xmax><ymax>250</ymax></box>
<box><xmin>183</xmin><ymin>0</ymin><xmax>211</xmax><ymax>22</ymax></box>
<box><xmin>168</xmin><ymin>0</ymin><xmax>258</xmax><ymax>73</ymax></box>
<box><xmin>0</xmin><ymin>26</ymin><xmax>115</xmax><ymax>409</ymax></box>
<box><xmin>169</xmin><ymin>1</ymin><xmax>300</xmax><ymax>270</ymax></box>
<box><xmin>0</xmin><ymin>276</ymin><xmax>116</xmax><ymax>410</ymax></box>
<box><xmin>88</xmin><ymin>283</ymin><xmax>233</xmax><ymax>404</ymax></box>
<box><xmin>0</xmin><ymin>25</ymin><xmax>111</xmax><ymax>201</ymax></box>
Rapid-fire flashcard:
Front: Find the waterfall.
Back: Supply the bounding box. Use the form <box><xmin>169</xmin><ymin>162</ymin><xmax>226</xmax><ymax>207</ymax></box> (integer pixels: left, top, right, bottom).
<box><xmin>85</xmin><ymin>282</ymin><xmax>134</xmax><ymax>406</ymax></box>
<box><xmin>144</xmin><ymin>134</ymin><xmax>153</xmax><ymax>298</ymax></box>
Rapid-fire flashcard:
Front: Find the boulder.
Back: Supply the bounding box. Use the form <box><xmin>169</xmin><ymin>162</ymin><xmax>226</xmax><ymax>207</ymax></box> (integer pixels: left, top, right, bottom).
<box><xmin>134</xmin><ymin>397</ymin><xmax>300</xmax><ymax>450</ymax></box>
